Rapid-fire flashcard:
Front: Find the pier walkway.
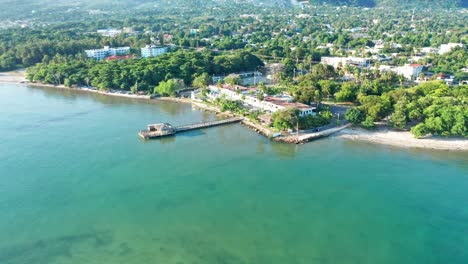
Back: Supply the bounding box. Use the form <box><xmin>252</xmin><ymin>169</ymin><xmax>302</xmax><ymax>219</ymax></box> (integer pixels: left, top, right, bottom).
<box><xmin>139</xmin><ymin>117</ymin><xmax>244</xmax><ymax>139</ymax></box>
<box><xmin>175</xmin><ymin>117</ymin><xmax>244</xmax><ymax>132</ymax></box>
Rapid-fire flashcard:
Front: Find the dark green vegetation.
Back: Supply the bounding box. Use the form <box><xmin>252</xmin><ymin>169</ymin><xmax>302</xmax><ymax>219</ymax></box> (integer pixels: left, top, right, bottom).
<box><xmin>26</xmin><ymin>50</ymin><xmax>263</xmax><ymax>91</ymax></box>
<box><xmin>1</xmin><ymin>0</ymin><xmax>465</xmax><ymax>20</ymax></box>
<box><xmin>423</xmin><ymin>47</ymin><xmax>468</xmax><ymax>81</ymax></box>
<box><xmin>0</xmin><ymin>29</ymin><xmax>100</xmax><ymax>71</ymax></box>
<box><xmin>1</xmin><ymin>0</ymin><xmax>467</xmax><ymax>74</ymax></box>
<box><xmin>278</xmin><ymin>62</ymin><xmax>467</xmax><ymax>137</ymax></box>
<box><xmin>271</xmin><ymin>108</ymin><xmax>333</xmax><ymax>131</ymax></box>
<box><xmin>345</xmin><ymin>81</ymin><xmax>467</xmax><ymax>137</ymax></box>
<box><xmin>309</xmin><ymin>0</ymin><xmax>467</xmax><ymax>8</ymax></box>
<box><xmin>309</xmin><ymin>0</ymin><xmax>377</xmax><ymax>7</ymax></box>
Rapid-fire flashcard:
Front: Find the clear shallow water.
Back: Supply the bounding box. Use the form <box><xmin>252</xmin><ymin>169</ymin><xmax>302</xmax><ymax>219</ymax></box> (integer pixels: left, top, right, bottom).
<box><xmin>0</xmin><ymin>84</ymin><xmax>467</xmax><ymax>264</ymax></box>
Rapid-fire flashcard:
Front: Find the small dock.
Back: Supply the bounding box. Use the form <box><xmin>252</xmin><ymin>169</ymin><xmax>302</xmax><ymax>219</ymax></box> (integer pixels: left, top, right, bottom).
<box><xmin>273</xmin><ymin>123</ymin><xmax>352</xmax><ymax>144</ymax></box>
<box><xmin>138</xmin><ymin>117</ymin><xmax>244</xmax><ymax>140</ymax></box>
<box><xmin>295</xmin><ymin>123</ymin><xmax>352</xmax><ymax>143</ymax></box>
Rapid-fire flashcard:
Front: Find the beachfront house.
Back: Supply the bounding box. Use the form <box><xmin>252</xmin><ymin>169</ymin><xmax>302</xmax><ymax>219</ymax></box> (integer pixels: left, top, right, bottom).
<box><xmin>207</xmin><ymin>84</ymin><xmax>315</xmax><ymax>117</ymax></box>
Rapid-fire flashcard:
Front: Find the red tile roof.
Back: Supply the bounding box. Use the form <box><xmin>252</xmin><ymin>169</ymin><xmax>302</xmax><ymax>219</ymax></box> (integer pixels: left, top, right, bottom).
<box><xmin>106</xmin><ymin>55</ymin><xmax>133</xmax><ymax>61</ymax></box>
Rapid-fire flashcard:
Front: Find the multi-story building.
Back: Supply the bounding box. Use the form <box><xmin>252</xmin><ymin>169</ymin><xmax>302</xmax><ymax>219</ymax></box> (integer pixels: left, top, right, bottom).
<box><xmin>206</xmin><ymin>84</ymin><xmax>315</xmax><ymax>117</ymax></box>
<box><xmin>141</xmin><ymin>45</ymin><xmax>168</xmax><ymax>58</ymax></box>
<box><xmin>420</xmin><ymin>47</ymin><xmax>438</xmax><ymax>54</ymax></box>
<box><xmin>438</xmin><ymin>43</ymin><xmax>464</xmax><ymax>55</ymax></box>
<box><xmin>321</xmin><ymin>56</ymin><xmax>371</xmax><ymax>68</ymax></box>
<box><xmin>398</xmin><ymin>64</ymin><xmax>424</xmax><ymax>80</ymax></box>
<box><xmin>380</xmin><ymin>64</ymin><xmax>424</xmax><ymax>80</ymax></box>
<box><xmin>96</xmin><ymin>29</ymin><xmax>122</xmax><ymax>37</ymax></box>
<box><xmin>85</xmin><ymin>46</ymin><xmax>130</xmax><ymax>60</ymax></box>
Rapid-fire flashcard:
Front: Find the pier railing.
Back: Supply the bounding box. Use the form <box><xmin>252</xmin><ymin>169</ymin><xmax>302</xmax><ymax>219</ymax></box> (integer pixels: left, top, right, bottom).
<box><xmin>175</xmin><ymin>117</ymin><xmax>244</xmax><ymax>132</ymax></box>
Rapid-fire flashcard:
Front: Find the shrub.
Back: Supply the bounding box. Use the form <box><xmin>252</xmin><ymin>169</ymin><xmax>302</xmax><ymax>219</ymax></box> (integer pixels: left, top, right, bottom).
<box><xmin>411</xmin><ymin>123</ymin><xmax>429</xmax><ymax>138</ymax></box>
<box><xmin>361</xmin><ymin>116</ymin><xmax>375</xmax><ymax>129</ymax></box>
<box><xmin>345</xmin><ymin>108</ymin><xmax>364</xmax><ymax>124</ymax></box>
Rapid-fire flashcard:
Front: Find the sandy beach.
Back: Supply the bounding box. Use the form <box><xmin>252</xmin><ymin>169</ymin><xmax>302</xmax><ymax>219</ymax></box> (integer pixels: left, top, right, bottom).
<box><xmin>338</xmin><ymin>127</ymin><xmax>468</xmax><ymax>151</ymax></box>
<box><xmin>0</xmin><ymin>69</ymin><xmax>27</xmax><ymax>83</ymax></box>
<box><xmin>0</xmin><ymin>70</ymin><xmax>152</xmax><ymax>99</ymax></box>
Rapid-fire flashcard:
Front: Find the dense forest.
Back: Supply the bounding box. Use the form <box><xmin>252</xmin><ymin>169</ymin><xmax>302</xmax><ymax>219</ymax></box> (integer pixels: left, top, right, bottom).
<box><xmin>26</xmin><ymin>50</ymin><xmax>263</xmax><ymax>91</ymax></box>
<box><xmin>345</xmin><ymin>81</ymin><xmax>467</xmax><ymax>137</ymax></box>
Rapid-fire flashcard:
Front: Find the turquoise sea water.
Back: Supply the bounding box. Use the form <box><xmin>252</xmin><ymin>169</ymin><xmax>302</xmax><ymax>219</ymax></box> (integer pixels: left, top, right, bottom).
<box><xmin>0</xmin><ymin>83</ymin><xmax>467</xmax><ymax>264</ymax></box>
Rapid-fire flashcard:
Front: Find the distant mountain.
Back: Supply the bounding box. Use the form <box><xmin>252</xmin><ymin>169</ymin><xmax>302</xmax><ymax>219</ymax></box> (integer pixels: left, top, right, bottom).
<box><xmin>308</xmin><ymin>0</ymin><xmax>468</xmax><ymax>8</ymax></box>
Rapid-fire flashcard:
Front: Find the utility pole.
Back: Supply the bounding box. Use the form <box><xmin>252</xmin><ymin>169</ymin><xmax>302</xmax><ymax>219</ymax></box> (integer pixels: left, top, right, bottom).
<box><xmin>254</xmin><ymin>66</ymin><xmax>259</xmax><ymax>86</ymax></box>
<box><xmin>296</xmin><ymin>119</ymin><xmax>299</xmax><ymax>143</ymax></box>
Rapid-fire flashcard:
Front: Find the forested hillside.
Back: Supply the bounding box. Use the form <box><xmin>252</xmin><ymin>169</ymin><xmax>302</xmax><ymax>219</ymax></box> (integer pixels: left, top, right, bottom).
<box><xmin>0</xmin><ymin>0</ymin><xmax>208</xmax><ymax>19</ymax></box>
<box><xmin>1</xmin><ymin>0</ymin><xmax>466</xmax><ymax>20</ymax></box>
<box><xmin>308</xmin><ymin>0</ymin><xmax>468</xmax><ymax>8</ymax></box>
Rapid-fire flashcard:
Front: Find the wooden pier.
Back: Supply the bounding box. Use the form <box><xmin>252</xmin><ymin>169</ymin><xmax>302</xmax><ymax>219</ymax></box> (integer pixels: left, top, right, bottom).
<box><xmin>138</xmin><ymin>117</ymin><xmax>244</xmax><ymax>140</ymax></box>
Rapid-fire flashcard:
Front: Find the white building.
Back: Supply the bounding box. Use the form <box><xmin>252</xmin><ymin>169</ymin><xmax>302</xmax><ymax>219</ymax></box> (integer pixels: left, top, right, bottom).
<box><xmin>211</xmin><ymin>72</ymin><xmax>263</xmax><ymax>85</ymax></box>
<box><xmin>366</xmin><ymin>44</ymin><xmax>384</xmax><ymax>54</ymax></box>
<box><xmin>438</xmin><ymin>43</ymin><xmax>464</xmax><ymax>55</ymax></box>
<box><xmin>380</xmin><ymin>64</ymin><xmax>424</xmax><ymax>80</ymax></box>
<box><xmin>85</xmin><ymin>46</ymin><xmax>130</xmax><ymax>60</ymax></box>
<box><xmin>437</xmin><ymin>74</ymin><xmax>455</xmax><ymax>86</ymax></box>
<box><xmin>96</xmin><ymin>28</ymin><xmax>122</xmax><ymax>37</ymax></box>
<box><xmin>420</xmin><ymin>47</ymin><xmax>438</xmax><ymax>54</ymax></box>
<box><xmin>141</xmin><ymin>45</ymin><xmax>168</xmax><ymax>58</ymax></box>
<box><xmin>372</xmin><ymin>54</ymin><xmax>391</xmax><ymax>62</ymax></box>
<box><xmin>206</xmin><ymin>85</ymin><xmax>315</xmax><ymax>117</ymax></box>
<box><xmin>321</xmin><ymin>56</ymin><xmax>371</xmax><ymax>68</ymax></box>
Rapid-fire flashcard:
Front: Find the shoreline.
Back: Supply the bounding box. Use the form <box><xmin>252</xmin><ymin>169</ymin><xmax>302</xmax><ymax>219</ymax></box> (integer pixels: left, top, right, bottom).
<box><xmin>337</xmin><ymin>127</ymin><xmax>468</xmax><ymax>151</ymax></box>
<box><xmin>2</xmin><ymin>71</ymin><xmax>466</xmax><ymax>151</ymax></box>
<box><xmin>27</xmin><ymin>83</ymin><xmax>153</xmax><ymax>100</ymax></box>
<box><xmin>0</xmin><ymin>69</ymin><xmax>27</xmax><ymax>84</ymax></box>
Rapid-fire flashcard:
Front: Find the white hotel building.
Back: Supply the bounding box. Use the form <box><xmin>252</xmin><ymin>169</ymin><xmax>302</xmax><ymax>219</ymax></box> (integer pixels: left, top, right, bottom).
<box><xmin>141</xmin><ymin>45</ymin><xmax>168</xmax><ymax>58</ymax></box>
<box><xmin>85</xmin><ymin>46</ymin><xmax>130</xmax><ymax>60</ymax></box>
<box><xmin>96</xmin><ymin>28</ymin><xmax>122</xmax><ymax>37</ymax></box>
